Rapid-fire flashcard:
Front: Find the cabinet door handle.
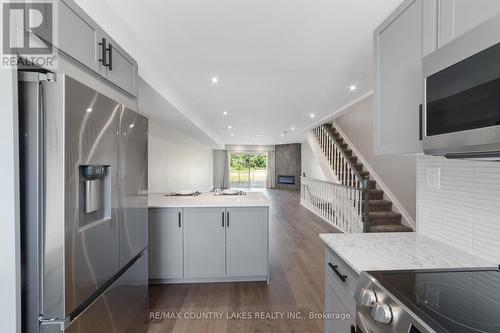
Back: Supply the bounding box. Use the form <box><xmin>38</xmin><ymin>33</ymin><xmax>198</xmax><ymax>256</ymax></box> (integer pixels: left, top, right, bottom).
<box><xmin>328</xmin><ymin>262</ymin><xmax>347</xmax><ymax>282</ymax></box>
<box><xmin>222</xmin><ymin>211</ymin><xmax>225</xmax><ymax>227</ymax></box>
<box><xmin>226</xmin><ymin>212</ymin><xmax>230</xmax><ymax>227</ymax></box>
<box><xmin>419</xmin><ymin>104</ymin><xmax>423</xmax><ymax>141</ymax></box>
<box><xmin>178</xmin><ymin>212</ymin><xmax>181</xmax><ymax>228</ymax></box>
<box><xmin>107</xmin><ymin>43</ymin><xmax>113</xmax><ymax>71</ymax></box>
<box><xmin>98</xmin><ymin>38</ymin><xmax>108</xmax><ymax>67</ymax></box>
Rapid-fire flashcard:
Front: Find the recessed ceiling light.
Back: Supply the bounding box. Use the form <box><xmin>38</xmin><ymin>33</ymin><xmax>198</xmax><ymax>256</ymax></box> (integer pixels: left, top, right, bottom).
<box><xmin>230</xmin><ymin>133</ymin><xmax>234</xmax><ymax>137</ymax></box>
<box><xmin>223</xmin><ymin>111</ymin><xmax>228</xmax><ymax>115</ymax></box>
<box><xmin>280</xmin><ymin>134</ymin><xmax>284</xmax><ymax>137</ymax></box>
<box><xmin>129</xmin><ymin>123</ymin><xmax>135</xmax><ymax>128</ymax></box>
<box><xmin>211</xmin><ymin>76</ymin><xmax>219</xmax><ymax>84</ymax></box>
<box><xmin>86</xmin><ymin>107</ymin><xmax>92</xmax><ymax>113</ymax></box>
<box><xmin>349</xmin><ymin>84</ymin><xmax>357</xmax><ymax>91</ymax></box>
<box><xmin>228</xmin><ymin>125</ymin><xmax>232</xmax><ymax>129</ymax></box>
<box><xmin>291</xmin><ymin>126</ymin><xmax>296</xmax><ymax>131</ymax></box>
<box><xmin>309</xmin><ymin>113</ymin><xmax>315</xmax><ymax>118</ymax></box>
<box><xmin>257</xmin><ymin>134</ymin><xmax>263</xmax><ymax>137</ymax></box>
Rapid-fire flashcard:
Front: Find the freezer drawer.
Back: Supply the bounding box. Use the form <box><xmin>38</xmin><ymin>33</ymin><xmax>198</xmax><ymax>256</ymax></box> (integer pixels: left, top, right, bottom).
<box><xmin>42</xmin><ymin>251</ymin><xmax>148</xmax><ymax>333</ymax></box>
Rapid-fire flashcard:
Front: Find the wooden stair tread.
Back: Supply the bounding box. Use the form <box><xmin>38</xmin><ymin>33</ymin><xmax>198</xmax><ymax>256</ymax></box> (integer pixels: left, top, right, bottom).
<box><xmin>368</xmin><ymin>211</ymin><xmax>401</xmax><ymax>218</ymax></box>
<box><xmin>368</xmin><ymin>211</ymin><xmax>402</xmax><ymax>226</ymax></box>
<box><xmin>368</xmin><ymin>200</ymin><xmax>392</xmax><ymax>206</ymax></box>
<box><xmin>353</xmin><ymin>163</ymin><xmax>364</xmax><ymax>171</ymax></box>
<box><xmin>364</xmin><ymin>189</ymin><xmax>384</xmax><ymax>200</ymax></box>
<box><xmin>367</xmin><ymin>224</ymin><xmax>413</xmax><ymax>233</ymax></box>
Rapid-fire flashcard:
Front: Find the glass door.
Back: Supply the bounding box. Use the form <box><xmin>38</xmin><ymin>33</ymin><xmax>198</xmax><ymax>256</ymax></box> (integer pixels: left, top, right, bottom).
<box><xmin>229</xmin><ymin>152</ymin><xmax>268</xmax><ymax>189</ymax></box>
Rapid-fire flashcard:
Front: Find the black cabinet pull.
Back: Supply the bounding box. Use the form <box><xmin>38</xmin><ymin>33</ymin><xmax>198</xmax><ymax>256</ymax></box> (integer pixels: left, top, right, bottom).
<box><xmin>178</xmin><ymin>212</ymin><xmax>181</xmax><ymax>228</ymax></box>
<box><xmin>98</xmin><ymin>38</ymin><xmax>113</xmax><ymax>71</ymax></box>
<box><xmin>98</xmin><ymin>38</ymin><xmax>107</xmax><ymax>67</ymax></box>
<box><xmin>328</xmin><ymin>262</ymin><xmax>347</xmax><ymax>282</ymax></box>
<box><xmin>107</xmin><ymin>43</ymin><xmax>113</xmax><ymax>71</ymax></box>
<box><xmin>226</xmin><ymin>211</ymin><xmax>230</xmax><ymax>227</ymax></box>
<box><xmin>419</xmin><ymin>104</ymin><xmax>423</xmax><ymax>141</ymax></box>
<box><xmin>222</xmin><ymin>211</ymin><xmax>225</xmax><ymax>227</ymax></box>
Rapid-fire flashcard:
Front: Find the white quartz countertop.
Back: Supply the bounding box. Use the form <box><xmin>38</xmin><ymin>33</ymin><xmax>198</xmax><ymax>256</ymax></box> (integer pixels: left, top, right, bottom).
<box><xmin>148</xmin><ymin>192</ymin><xmax>271</xmax><ymax>208</ymax></box>
<box><xmin>320</xmin><ymin>232</ymin><xmax>496</xmax><ymax>275</ymax></box>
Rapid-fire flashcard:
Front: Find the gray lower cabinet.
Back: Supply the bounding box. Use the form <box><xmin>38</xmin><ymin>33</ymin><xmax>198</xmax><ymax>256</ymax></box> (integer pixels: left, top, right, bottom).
<box><xmin>148</xmin><ymin>208</ymin><xmax>183</xmax><ymax>279</ymax></box>
<box><xmin>183</xmin><ymin>208</ymin><xmax>226</xmax><ymax>279</ymax></box>
<box><xmin>374</xmin><ymin>0</ymin><xmax>424</xmax><ymax>155</ymax></box>
<box><xmin>148</xmin><ymin>206</ymin><xmax>269</xmax><ymax>282</ymax></box>
<box><xmin>324</xmin><ymin>249</ymin><xmax>357</xmax><ymax>333</ymax></box>
<box><xmin>226</xmin><ymin>207</ymin><xmax>268</xmax><ymax>277</ymax></box>
<box><xmin>325</xmin><ymin>278</ymin><xmax>355</xmax><ymax>333</ymax></box>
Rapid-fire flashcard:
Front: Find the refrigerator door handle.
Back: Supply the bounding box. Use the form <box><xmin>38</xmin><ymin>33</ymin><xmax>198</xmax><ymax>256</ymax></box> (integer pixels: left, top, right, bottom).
<box><xmin>37</xmin><ymin>78</ymin><xmax>45</xmax><ymax>313</ymax></box>
<box><xmin>37</xmin><ymin>73</ymin><xmax>55</xmax><ymax>315</ymax></box>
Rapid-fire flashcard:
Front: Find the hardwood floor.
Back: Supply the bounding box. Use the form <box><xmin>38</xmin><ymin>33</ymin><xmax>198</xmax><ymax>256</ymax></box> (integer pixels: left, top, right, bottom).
<box><xmin>147</xmin><ymin>189</ymin><xmax>340</xmax><ymax>333</ymax></box>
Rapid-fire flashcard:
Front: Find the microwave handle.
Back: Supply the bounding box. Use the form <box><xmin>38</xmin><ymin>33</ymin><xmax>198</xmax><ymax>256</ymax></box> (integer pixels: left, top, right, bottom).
<box><xmin>419</xmin><ymin>104</ymin><xmax>423</xmax><ymax>141</ymax></box>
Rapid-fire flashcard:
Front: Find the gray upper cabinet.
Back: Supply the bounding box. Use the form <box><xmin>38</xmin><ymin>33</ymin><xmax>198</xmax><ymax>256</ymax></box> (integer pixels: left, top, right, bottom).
<box><xmin>55</xmin><ymin>0</ymin><xmax>138</xmax><ymax>97</ymax></box>
<box><xmin>374</xmin><ymin>0</ymin><xmax>424</xmax><ymax>155</ymax></box>
<box><xmin>98</xmin><ymin>31</ymin><xmax>138</xmax><ymax>97</ymax></box>
<box><xmin>57</xmin><ymin>1</ymin><xmax>99</xmax><ymax>73</ymax></box>
<box><xmin>438</xmin><ymin>0</ymin><xmax>500</xmax><ymax>47</ymax></box>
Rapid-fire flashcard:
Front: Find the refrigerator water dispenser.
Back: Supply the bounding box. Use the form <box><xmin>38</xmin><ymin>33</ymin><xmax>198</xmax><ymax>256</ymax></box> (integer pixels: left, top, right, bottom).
<box><xmin>80</xmin><ymin>165</ymin><xmax>110</xmax><ymax>227</ymax></box>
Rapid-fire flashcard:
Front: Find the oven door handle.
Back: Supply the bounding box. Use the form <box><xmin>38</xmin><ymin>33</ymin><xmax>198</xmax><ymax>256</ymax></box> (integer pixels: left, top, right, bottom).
<box><xmin>356</xmin><ymin>312</ymin><xmax>374</xmax><ymax>333</ymax></box>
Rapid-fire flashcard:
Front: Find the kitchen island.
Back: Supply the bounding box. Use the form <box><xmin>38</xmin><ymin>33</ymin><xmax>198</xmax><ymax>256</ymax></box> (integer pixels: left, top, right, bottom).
<box><xmin>148</xmin><ymin>192</ymin><xmax>270</xmax><ymax>283</ymax></box>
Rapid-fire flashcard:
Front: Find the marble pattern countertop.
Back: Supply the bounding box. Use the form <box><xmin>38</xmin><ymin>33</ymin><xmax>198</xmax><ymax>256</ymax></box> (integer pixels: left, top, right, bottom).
<box><xmin>148</xmin><ymin>192</ymin><xmax>271</xmax><ymax>208</ymax></box>
<box><xmin>320</xmin><ymin>232</ymin><xmax>496</xmax><ymax>275</ymax></box>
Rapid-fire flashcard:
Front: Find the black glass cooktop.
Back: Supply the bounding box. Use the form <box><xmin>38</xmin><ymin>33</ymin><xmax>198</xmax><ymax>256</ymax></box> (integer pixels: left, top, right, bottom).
<box><xmin>370</xmin><ymin>268</ymin><xmax>500</xmax><ymax>333</ymax></box>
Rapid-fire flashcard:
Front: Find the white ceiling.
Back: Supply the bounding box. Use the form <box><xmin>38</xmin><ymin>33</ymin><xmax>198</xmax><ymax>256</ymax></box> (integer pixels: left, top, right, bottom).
<box><xmin>74</xmin><ymin>0</ymin><xmax>402</xmax><ymax>146</ymax></box>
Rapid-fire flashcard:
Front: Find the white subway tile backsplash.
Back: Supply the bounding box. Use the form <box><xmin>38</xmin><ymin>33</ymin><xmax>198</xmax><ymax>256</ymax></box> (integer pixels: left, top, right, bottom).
<box><xmin>418</xmin><ymin>155</ymin><xmax>500</xmax><ymax>264</ymax></box>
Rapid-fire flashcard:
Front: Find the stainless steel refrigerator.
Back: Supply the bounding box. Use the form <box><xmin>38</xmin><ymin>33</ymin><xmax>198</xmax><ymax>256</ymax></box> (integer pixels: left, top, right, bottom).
<box><xmin>19</xmin><ymin>71</ymin><xmax>148</xmax><ymax>333</ymax></box>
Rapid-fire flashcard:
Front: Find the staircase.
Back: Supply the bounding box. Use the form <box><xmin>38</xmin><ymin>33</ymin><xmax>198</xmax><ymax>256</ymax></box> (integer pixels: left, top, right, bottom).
<box><xmin>308</xmin><ymin>123</ymin><xmax>412</xmax><ymax>233</ymax></box>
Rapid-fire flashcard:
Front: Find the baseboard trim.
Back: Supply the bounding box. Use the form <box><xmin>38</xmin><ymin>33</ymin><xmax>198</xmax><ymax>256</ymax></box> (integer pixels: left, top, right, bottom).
<box><xmin>149</xmin><ymin>275</ymin><xmax>269</xmax><ymax>284</ymax></box>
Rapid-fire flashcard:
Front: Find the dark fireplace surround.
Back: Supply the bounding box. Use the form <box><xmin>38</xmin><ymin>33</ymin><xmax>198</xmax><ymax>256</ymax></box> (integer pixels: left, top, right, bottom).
<box><xmin>275</xmin><ymin>143</ymin><xmax>301</xmax><ymax>191</ymax></box>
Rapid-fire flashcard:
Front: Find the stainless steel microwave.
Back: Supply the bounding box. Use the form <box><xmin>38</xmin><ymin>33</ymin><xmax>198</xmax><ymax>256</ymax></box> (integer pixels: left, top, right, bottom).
<box><xmin>423</xmin><ymin>14</ymin><xmax>500</xmax><ymax>159</ymax></box>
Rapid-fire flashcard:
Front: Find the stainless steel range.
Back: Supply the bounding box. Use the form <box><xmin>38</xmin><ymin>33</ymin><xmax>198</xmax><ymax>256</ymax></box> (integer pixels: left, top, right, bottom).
<box><xmin>354</xmin><ymin>268</ymin><xmax>500</xmax><ymax>333</ymax></box>
<box><xmin>19</xmin><ymin>71</ymin><xmax>149</xmax><ymax>333</ymax></box>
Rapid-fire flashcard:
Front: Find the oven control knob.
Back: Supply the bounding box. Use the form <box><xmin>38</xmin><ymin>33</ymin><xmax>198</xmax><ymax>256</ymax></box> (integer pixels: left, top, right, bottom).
<box><xmin>359</xmin><ymin>288</ymin><xmax>378</xmax><ymax>307</ymax></box>
<box><xmin>371</xmin><ymin>303</ymin><xmax>393</xmax><ymax>324</ymax></box>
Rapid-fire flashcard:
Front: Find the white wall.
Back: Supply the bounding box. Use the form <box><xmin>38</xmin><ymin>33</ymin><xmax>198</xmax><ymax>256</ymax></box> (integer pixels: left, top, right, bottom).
<box><xmin>334</xmin><ymin>95</ymin><xmax>417</xmax><ymax>222</ymax></box>
<box><xmin>147</xmin><ymin>121</ymin><xmax>213</xmax><ymax>193</ymax></box>
<box><xmin>138</xmin><ymin>77</ymin><xmax>214</xmax><ymax>193</ymax></box>
<box><xmin>301</xmin><ymin>141</ymin><xmax>326</xmax><ymax>180</ymax></box>
<box><xmin>418</xmin><ymin>155</ymin><xmax>500</xmax><ymax>263</ymax></box>
<box><xmin>0</xmin><ymin>69</ymin><xmax>20</xmax><ymax>333</ymax></box>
